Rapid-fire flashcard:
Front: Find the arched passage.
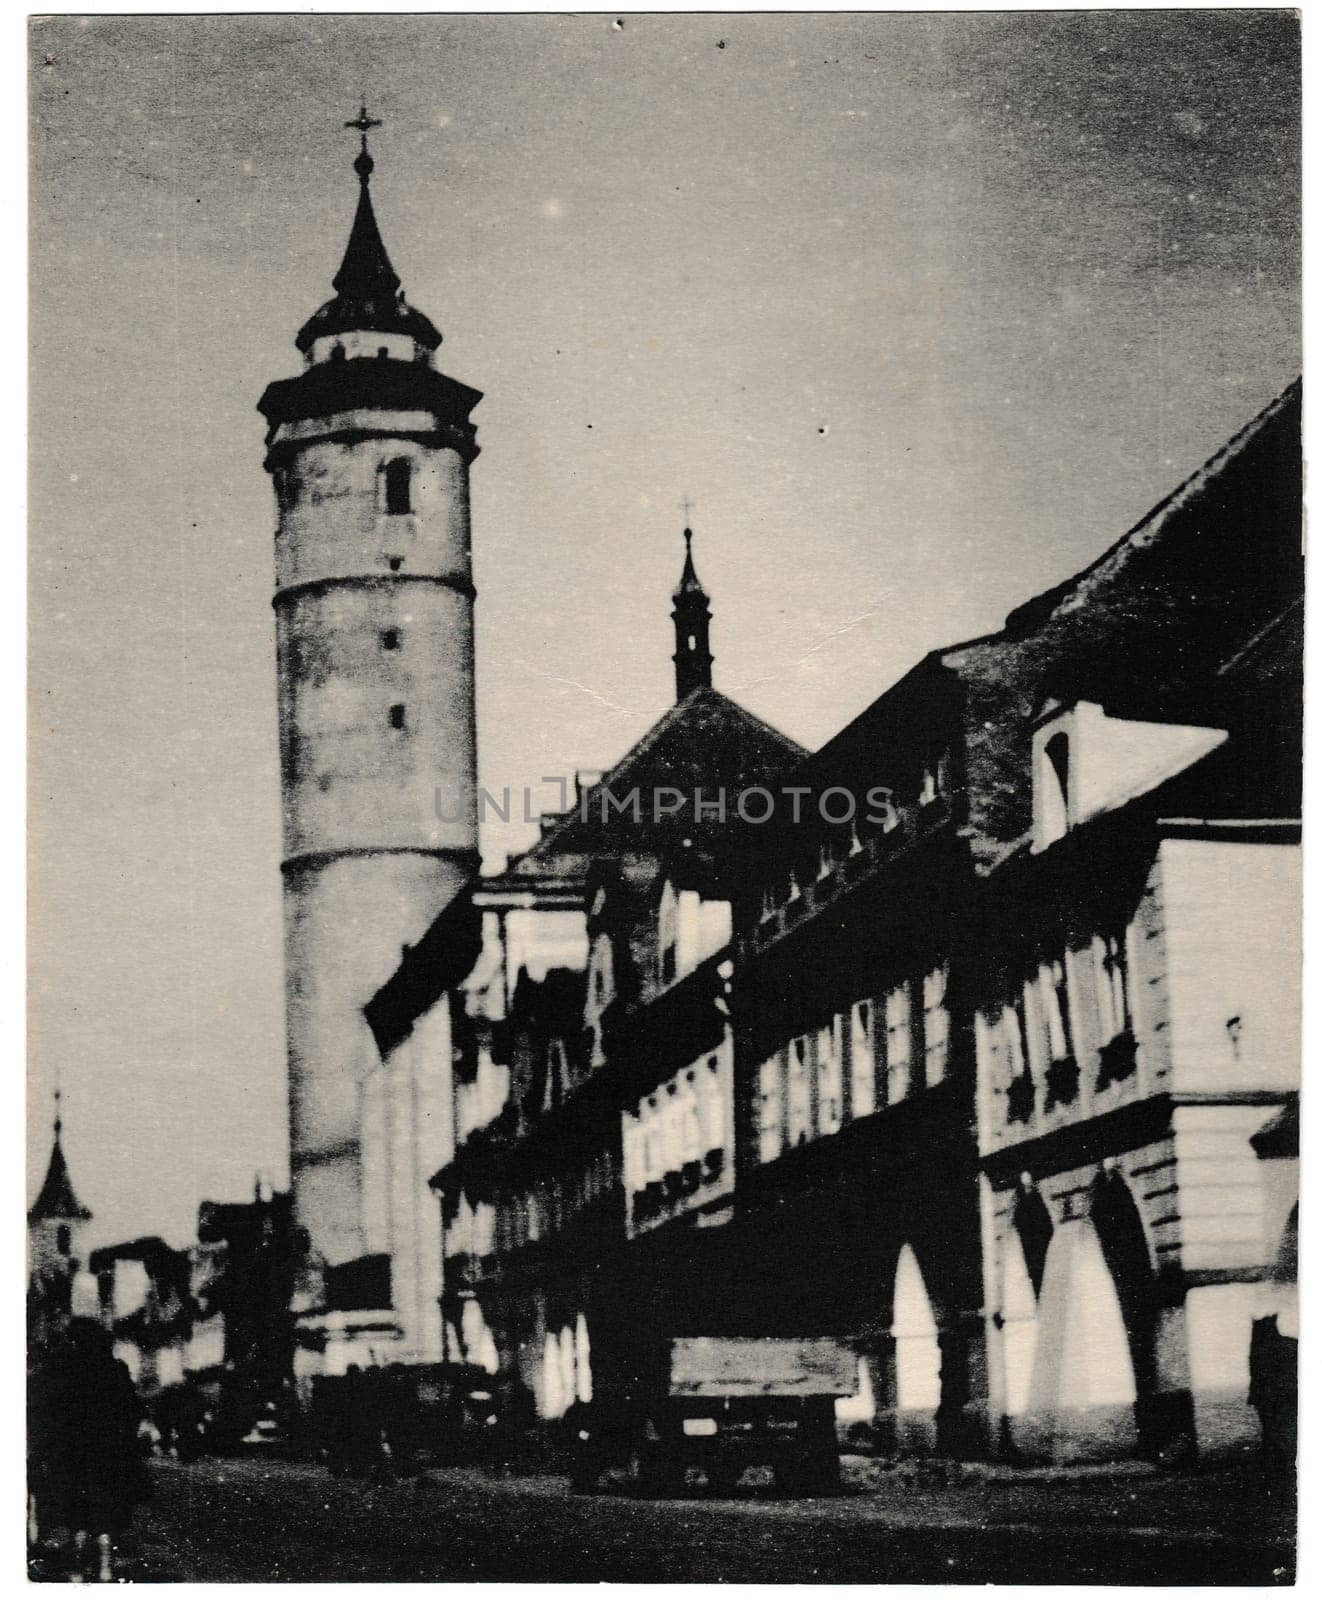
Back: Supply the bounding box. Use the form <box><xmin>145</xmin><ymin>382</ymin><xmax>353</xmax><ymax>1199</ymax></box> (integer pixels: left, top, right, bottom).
<box><xmin>891</xmin><ymin>1244</ymin><xmax>942</xmax><ymax>1451</ymax></box>
<box><xmin>1090</xmin><ymin>1169</ymin><xmax>1160</xmax><ymax>1449</ymax></box>
<box><xmin>1001</xmin><ymin>1191</ymin><xmax>1053</xmax><ymax>1424</ymax></box>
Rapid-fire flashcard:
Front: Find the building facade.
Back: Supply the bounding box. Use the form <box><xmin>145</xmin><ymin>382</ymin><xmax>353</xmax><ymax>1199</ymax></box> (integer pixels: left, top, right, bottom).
<box><xmin>420</xmin><ymin>383</ymin><xmax>1301</xmax><ymax>1463</ymax></box>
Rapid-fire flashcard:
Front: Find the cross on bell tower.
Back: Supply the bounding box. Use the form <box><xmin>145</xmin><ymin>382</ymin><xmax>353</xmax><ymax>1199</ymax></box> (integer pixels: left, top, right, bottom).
<box><xmin>346</xmin><ymin>102</ymin><xmax>382</xmax><ymax>179</ymax></box>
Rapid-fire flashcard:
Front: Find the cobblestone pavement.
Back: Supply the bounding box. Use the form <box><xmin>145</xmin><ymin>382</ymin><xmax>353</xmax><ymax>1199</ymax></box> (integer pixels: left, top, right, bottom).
<box><xmin>109</xmin><ymin>1454</ymin><xmax>1294</xmax><ymax>1584</ymax></box>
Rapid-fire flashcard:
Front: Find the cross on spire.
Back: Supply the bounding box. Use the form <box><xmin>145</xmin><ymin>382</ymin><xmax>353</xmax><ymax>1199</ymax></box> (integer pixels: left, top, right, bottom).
<box><xmin>346</xmin><ymin>102</ymin><xmax>382</xmax><ymax>181</ymax></box>
<box><xmin>679</xmin><ymin>494</ymin><xmax>696</xmax><ymax>527</ymax></box>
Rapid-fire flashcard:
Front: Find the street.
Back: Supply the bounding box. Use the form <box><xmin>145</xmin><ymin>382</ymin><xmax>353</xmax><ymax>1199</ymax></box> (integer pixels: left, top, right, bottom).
<box><xmin>117</xmin><ymin>1455</ymin><xmax>1294</xmax><ymax>1584</ymax></box>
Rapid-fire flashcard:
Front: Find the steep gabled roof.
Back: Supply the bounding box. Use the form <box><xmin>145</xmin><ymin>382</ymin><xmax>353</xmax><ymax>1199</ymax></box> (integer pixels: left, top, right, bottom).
<box><xmin>508</xmin><ymin>685</ymin><xmax>808</xmax><ymax>873</ymax></box>
<box><xmin>941</xmin><ymin>378</ymin><xmax>1302</xmax><ymax>869</ymax></box>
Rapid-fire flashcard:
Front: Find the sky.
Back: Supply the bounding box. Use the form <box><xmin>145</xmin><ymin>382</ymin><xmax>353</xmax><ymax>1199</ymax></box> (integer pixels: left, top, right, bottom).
<box><xmin>28</xmin><ymin>12</ymin><xmax>1299</xmax><ymax>1248</ymax></box>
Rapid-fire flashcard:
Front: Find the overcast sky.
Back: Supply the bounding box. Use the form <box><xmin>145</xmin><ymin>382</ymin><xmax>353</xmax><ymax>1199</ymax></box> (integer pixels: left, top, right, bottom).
<box><xmin>28</xmin><ymin>12</ymin><xmax>1299</xmax><ymax>1247</ymax></box>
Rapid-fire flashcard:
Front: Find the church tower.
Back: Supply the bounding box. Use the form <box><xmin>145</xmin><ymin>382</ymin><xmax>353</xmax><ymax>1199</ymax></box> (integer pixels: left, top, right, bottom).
<box><xmin>671</xmin><ymin>526</ymin><xmax>713</xmax><ymax>700</ymax></box>
<box><xmin>28</xmin><ymin>1092</ymin><xmax>93</xmax><ymax>1343</ymax></box>
<box><xmin>259</xmin><ymin>111</ymin><xmax>481</xmax><ymax>1271</ymax></box>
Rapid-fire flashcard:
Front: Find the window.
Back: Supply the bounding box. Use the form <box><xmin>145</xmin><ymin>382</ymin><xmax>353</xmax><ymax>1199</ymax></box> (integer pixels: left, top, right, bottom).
<box><xmin>383</xmin><ymin>458</ymin><xmax>412</xmax><ymax>516</ymax></box>
<box><xmin>1037</xmin><ymin>957</ymin><xmax>1080</xmax><ymax>1109</ymax></box>
<box><xmin>885</xmin><ymin>983</ymin><xmax>912</xmax><ymax>1103</ymax></box>
<box><xmin>1003</xmin><ymin>997</ymin><xmax>1034</xmax><ymax>1124</ymax></box>
<box><xmin>658</xmin><ymin>881</ymin><xmax>678</xmax><ymax>986</ymax></box>
<box><xmin>661</xmin><ymin>1085</ymin><xmax>684</xmax><ymax>1168</ymax></box>
<box><xmin>922</xmin><ymin>966</ymin><xmax>950</xmax><ymax>1086</ymax></box>
<box><xmin>850</xmin><ymin>1000</ymin><xmax>876</xmax><ymax>1118</ymax></box>
<box><xmin>787</xmin><ymin>1036</ymin><xmax>812</xmax><ymax>1145</ymax></box>
<box><xmin>330</xmin><ymin>343</ymin><xmax>345</xmax><ymax>362</ymax></box>
<box><xmin>56</xmin><ymin>1225</ymin><xmax>71</xmax><ymax>1255</ymax></box>
<box><xmin>643</xmin><ymin>1097</ymin><xmax>663</xmax><ymax>1181</ymax></box>
<box><xmin>275</xmin><ymin>469</ymin><xmax>299</xmax><ymax>513</ymax></box>
<box><xmin>1038</xmin><ymin>959</ymin><xmax>1073</xmax><ymax>1062</ymax></box>
<box><xmin>389</xmin><ymin>703</ymin><xmax>406</xmax><ymax>730</ymax></box>
<box><xmin>1093</xmin><ymin>933</ymin><xmax>1131</xmax><ymax>1044</ymax></box>
<box><xmin>587</xmin><ymin>934</ymin><xmax>613</xmax><ymax>1025</ymax></box>
<box><xmin>388</xmin><ymin>557</ymin><xmax>404</xmax><ymax>572</ymax></box>
<box><xmin>757</xmin><ymin>1055</ymin><xmax>784</xmax><ymax>1164</ymax></box>
<box><xmin>377</xmin><ymin>346</ymin><xmax>390</xmax><ymax>360</ymax></box>
<box><xmin>817</xmin><ymin>1017</ymin><xmax>844</xmax><ymax>1135</ymax></box>
<box><xmin>381</xmin><ymin>628</ymin><xmax>400</xmax><ymax>651</ymax></box>
<box><xmin>679</xmin><ymin>1072</ymin><xmax>702</xmax><ymax>1163</ymax></box>
<box><xmin>701</xmin><ymin>1053</ymin><xmax>724</xmax><ymax>1153</ymax></box>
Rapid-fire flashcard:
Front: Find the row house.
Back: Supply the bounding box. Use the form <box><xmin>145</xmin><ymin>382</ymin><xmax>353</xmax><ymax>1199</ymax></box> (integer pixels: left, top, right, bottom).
<box><xmin>709</xmin><ymin>379</ymin><xmax>1301</xmax><ymax>1464</ymax></box>
<box><xmin>953</xmin><ymin>379</ymin><xmax>1303</xmax><ymax>1463</ymax></box>
<box><xmin>720</xmin><ymin>653</ymin><xmax>987</xmax><ymax>1456</ymax></box>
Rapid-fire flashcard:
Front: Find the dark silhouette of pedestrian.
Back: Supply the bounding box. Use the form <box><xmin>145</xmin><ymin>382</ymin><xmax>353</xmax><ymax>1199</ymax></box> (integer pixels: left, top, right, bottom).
<box><xmin>29</xmin><ymin>1318</ymin><xmax>150</xmax><ymax>1580</ymax></box>
<box><xmin>1249</xmin><ymin>1313</ymin><xmax>1297</xmax><ymax>1476</ymax></box>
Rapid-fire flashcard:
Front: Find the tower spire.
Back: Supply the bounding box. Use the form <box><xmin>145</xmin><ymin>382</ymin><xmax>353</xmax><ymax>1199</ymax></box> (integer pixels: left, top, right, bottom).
<box><xmin>29</xmin><ymin>1085</ymin><xmax>91</xmax><ymax>1224</ymax></box>
<box><xmin>671</xmin><ymin>520</ymin><xmax>714</xmax><ymax>700</ymax></box>
<box><xmin>293</xmin><ymin>104</ymin><xmax>441</xmax><ymax>356</ymax></box>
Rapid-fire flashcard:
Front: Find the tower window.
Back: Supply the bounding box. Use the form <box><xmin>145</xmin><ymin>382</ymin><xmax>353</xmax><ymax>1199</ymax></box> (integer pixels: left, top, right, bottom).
<box><xmin>383</xmin><ymin>458</ymin><xmax>412</xmax><ymax>516</ymax></box>
<box><xmin>381</xmin><ymin>628</ymin><xmax>400</xmax><ymax>651</ymax></box>
<box><xmin>275</xmin><ymin>469</ymin><xmax>299</xmax><ymax>513</ymax></box>
<box><xmin>377</xmin><ymin>346</ymin><xmax>390</xmax><ymax>360</ymax></box>
<box><xmin>330</xmin><ymin>343</ymin><xmax>346</xmax><ymax>362</ymax></box>
<box><xmin>389</xmin><ymin>704</ymin><xmax>406</xmax><ymax>730</ymax></box>
<box><xmin>56</xmin><ymin>1225</ymin><xmax>71</xmax><ymax>1255</ymax></box>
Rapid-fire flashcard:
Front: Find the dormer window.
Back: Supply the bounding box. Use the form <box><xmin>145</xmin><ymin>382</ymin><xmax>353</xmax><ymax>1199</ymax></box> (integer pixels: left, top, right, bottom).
<box><xmin>1039</xmin><ymin>731</ymin><xmax>1070</xmax><ymax>847</ymax></box>
<box><xmin>382</xmin><ymin>458</ymin><xmax>412</xmax><ymax>516</ymax></box>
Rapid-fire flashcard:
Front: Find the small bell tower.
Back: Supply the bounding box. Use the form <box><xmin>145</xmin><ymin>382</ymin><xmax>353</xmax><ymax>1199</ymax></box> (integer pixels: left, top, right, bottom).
<box><xmin>671</xmin><ymin>525</ymin><xmax>713</xmax><ymax>701</ymax></box>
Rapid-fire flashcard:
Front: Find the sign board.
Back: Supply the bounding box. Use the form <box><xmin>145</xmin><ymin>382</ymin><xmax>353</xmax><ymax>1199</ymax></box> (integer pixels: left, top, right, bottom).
<box><xmin>668</xmin><ymin>1337</ymin><xmax>857</xmax><ymax>1398</ymax></box>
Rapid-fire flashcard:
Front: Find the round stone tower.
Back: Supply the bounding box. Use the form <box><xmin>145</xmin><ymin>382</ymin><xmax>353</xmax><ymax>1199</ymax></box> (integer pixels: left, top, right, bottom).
<box><xmin>259</xmin><ymin>114</ymin><xmax>481</xmax><ymax>1270</ymax></box>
